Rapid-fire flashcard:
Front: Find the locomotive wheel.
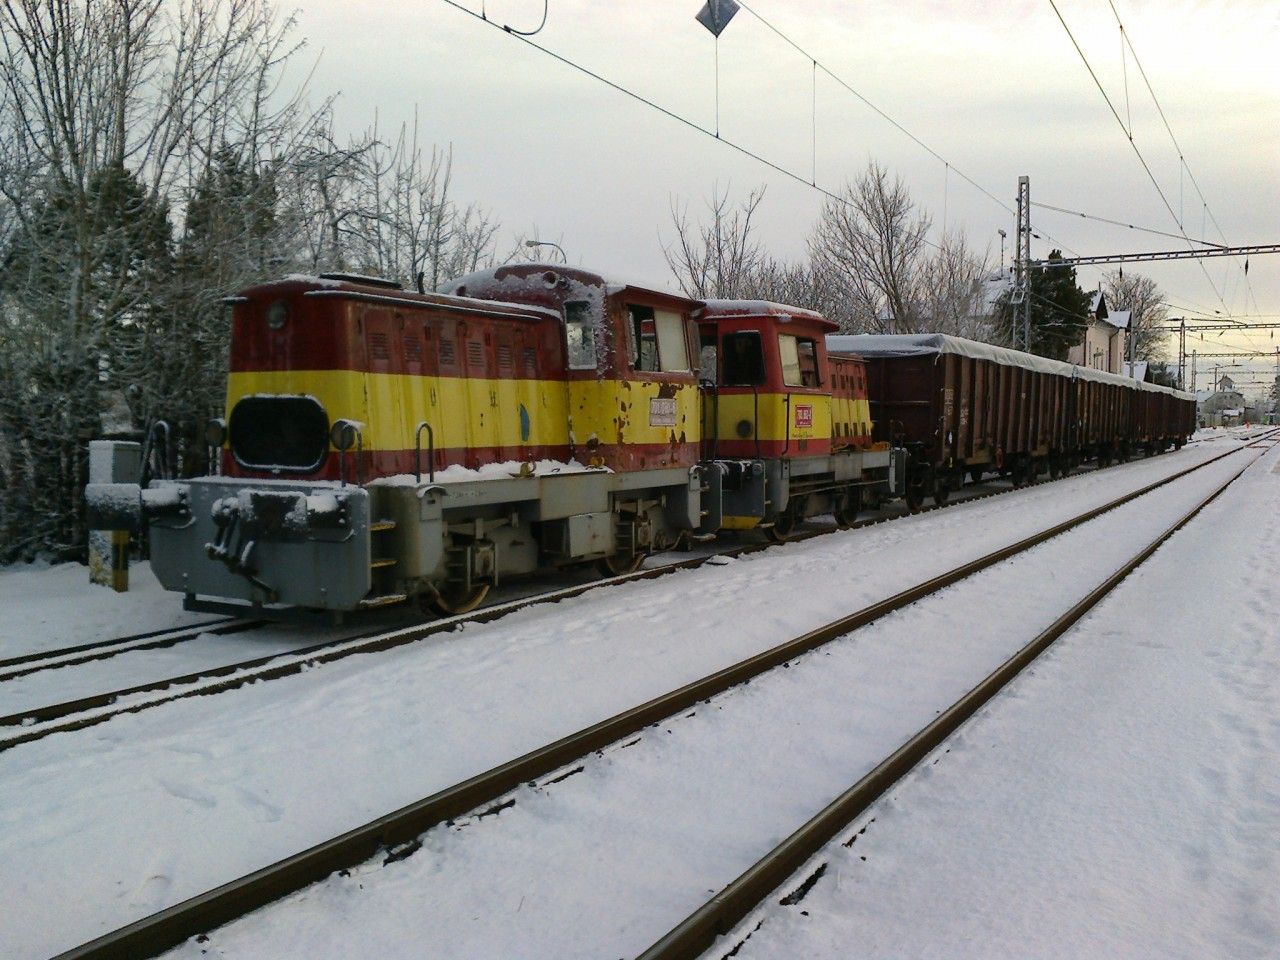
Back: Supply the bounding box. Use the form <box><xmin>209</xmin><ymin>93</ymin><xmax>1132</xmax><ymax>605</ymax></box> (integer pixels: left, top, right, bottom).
<box><xmin>596</xmin><ymin>550</ymin><xmax>647</xmax><ymax>577</ymax></box>
<box><xmin>765</xmin><ymin>515</ymin><xmax>795</xmax><ymax>542</ymax></box>
<box><xmin>835</xmin><ymin>494</ymin><xmax>860</xmax><ymax>529</ymax></box>
<box><xmin>428</xmin><ymin>582</ymin><xmax>490</xmax><ymax>617</ymax></box>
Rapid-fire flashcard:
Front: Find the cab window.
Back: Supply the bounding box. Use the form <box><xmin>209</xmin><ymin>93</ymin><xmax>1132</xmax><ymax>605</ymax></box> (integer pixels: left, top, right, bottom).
<box><xmin>722</xmin><ymin>331</ymin><xmax>765</xmax><ymax>386</ymax></box>
<box><xmin>565</xmin><ymin>301</ymin><xmax>596</xmax><ymax>369</ymax></box>
<box><xmin>779</xmin><ymin>334</ymin><xmax>821</xmax><ymax>387</ymax></box>
<box><xmin>699</xmin><ymin>333</ymin><xmax>717</xmax><ymax>380</ymax></box>
<box><xmin>628</xmin><ymin>305</ymin><xmax>690</xmax><ymax>373</ymax></box>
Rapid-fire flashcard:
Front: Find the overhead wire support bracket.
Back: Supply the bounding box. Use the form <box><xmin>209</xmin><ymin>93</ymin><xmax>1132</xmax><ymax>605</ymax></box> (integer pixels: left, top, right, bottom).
<box><xmin>1037</xmin><ymin>243</ymin><xmax>1280</xmax><ymax>268</ymax></box>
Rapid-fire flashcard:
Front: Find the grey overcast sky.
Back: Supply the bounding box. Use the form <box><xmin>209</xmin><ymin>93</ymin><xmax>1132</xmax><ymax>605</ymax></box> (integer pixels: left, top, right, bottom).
<box><xmin>293</xmin><ymin>0</ymin><xmax>1278</xmax><ymax>394</ymax></box>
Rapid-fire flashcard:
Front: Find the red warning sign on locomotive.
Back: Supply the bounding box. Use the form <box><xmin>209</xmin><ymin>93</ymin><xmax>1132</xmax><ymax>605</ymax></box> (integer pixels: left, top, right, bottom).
<box><xmin>794</xmin><ymin>403</ymin><xmax>813</xmax><ymax>428</ymax></box>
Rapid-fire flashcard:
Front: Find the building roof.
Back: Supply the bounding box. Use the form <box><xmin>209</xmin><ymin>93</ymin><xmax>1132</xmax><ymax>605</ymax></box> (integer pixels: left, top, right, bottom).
<box><xmin>1088</xmin><ymin>290</ymin><xmax>1108</xmax><ymax>318</ymax></box>
<box><xmin>1101</xmin><ymin>308</ymin><xmax>1131</xmax><ymax>331</ymax></box>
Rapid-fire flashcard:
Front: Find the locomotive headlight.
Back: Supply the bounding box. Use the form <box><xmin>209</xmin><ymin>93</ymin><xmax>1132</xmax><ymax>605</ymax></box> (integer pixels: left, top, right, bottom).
<box><xmin>205</xmin><ymin>417</ymin><xmax>227</xmax><ymax>448</ymax></box>
<box><xmin>266</xmin><ymin>300</ymin><xmax>288</xmax><ymax>330</ymax></box>
<box><xmin>330</xmin><ymin>419</ymin><xmax>360</xmax><ymax>451</ymax></box>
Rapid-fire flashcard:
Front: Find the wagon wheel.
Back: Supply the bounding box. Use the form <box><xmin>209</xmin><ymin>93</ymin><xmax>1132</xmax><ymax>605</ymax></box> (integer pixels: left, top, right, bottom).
<box><xmin>427</xmin><ymin>582</ymin><xmax>490</xmax><ymax>617</ymax></box>
<box><xmin>931</xmin><ymin>471</ymin><xmax>955</xmax><ymax>507</ymax></box>
<box><xmin>1048</xmin><ymin>454</ymin><xmax>1064</xmax><ymax>480</ymax></box>
<box><xmin>903</xmin><ymin>466</ymin><xmax>931</xmax><ymax>512</ymax></box>
<box><xmin>596</xmin><ymin>550</ymin><xmax>647</xmax><ymax>577</ymax></box>
<box><xmin>1009</xmin><ymin>457</ymin><xmax>1028</xmax><ymax>488</ymax></box>
<box><xmin>968</xmin><ymin>466</ymin><xmax>984</xmax><ymax>485</ymax></box>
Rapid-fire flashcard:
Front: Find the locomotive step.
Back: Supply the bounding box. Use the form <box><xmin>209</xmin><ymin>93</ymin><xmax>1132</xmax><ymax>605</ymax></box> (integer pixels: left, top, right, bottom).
<box><xmin>370</xmin><ymin>557</ymin><xmax>397</xmax><ymax>569</ymax></box>
<box><xmin>357</xmin><ymin>592</ymin><xmax>408</xmax><ymax>609</ymax></box>
<box><xmin>370</xmin><ymin>520</ymin><xmax>396</xmax><ymax>532</ymax></box>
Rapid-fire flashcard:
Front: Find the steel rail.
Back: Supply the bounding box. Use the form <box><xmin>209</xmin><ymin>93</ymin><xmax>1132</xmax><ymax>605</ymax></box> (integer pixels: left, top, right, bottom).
<box><xmin>2</xmin><ymin>437</ymin><xmax>1263</xmax><ymax>754</ymax></box>
<box><xmin>0</xmin><ymin>618</ymin><xmax>234</xmax><ymax>673</ymax></box>
<box><xmin>0</xmin><ymin>438</ymin><xmax>1240</xmax><ymax>755</ymax></box>
<box><xmin>636</xmin><ymin>453</ymin><xmax>1263</xmax><ymax>960</ymax></box>
<box><xmin>48</xmin><ymin>440</ymin><xmax>1264</xmax><ymax>960</ymax></box>
<box><xmin>0</xmin><ymin>620</ymin><xmax>260</xmax><ymax>682</ymax></box>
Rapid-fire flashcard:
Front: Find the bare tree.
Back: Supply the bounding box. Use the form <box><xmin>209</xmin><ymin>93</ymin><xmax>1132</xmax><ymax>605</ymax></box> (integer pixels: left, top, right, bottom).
<box><xmin>808</xmin><ymin>161</ymin><xmax>932</xmax><ymax>333</ymax></box>
<box><xmin>286</xmin><ymin>117</ymin><xmax>500</xmax><ymax>290</ymax></box>
<box><xmin>919</xmin><ymin>231</ymin><xmax>994</xmax><ymax>340</ymax></box>
<box><xmin>663</xmin><ymin>185</ymin><xmax>767</xmax><ymax>299</ymax></box>
<box><xmin>1103</xmin><ymin>269</ymin><xmax>1169</xmax><ymax>362</ymax></box>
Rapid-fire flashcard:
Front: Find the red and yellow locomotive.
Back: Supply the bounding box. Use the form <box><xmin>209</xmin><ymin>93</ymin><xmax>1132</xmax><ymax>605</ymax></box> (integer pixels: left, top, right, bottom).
<box><xmin>87</xmin><ymin>264</ymin><xmax>900</xmax><ymax>616</ymax></box>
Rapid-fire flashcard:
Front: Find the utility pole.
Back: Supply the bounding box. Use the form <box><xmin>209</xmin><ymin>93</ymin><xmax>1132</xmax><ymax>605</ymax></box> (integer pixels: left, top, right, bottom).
<box><xmin>1178</xmin><ymin>319</ymin><xmax>1187</xmax><ymax>390</ymax></box>
<box><xmin>1014</xmin><ymin>176</ymin><xmax>1031</xmax><ymax>351</ymax></box>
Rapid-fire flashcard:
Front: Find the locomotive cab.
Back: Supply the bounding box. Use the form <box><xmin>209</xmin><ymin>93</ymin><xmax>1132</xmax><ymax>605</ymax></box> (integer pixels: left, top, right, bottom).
<box><xmin>697</xmin><ymin>302</ymin><xmax>897</xmax><ymax>537</ymax></box>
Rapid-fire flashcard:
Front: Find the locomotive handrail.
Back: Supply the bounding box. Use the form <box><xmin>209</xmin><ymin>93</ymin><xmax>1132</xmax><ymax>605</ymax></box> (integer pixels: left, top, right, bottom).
<box><xmin>140</xmin><ymin>420</ymin><xmax>171</xmax><ymax>486</ymax></box>
<box><xmin>781</xmin><ymin>393</ymin><xmax>792</xmax><ymax>457</ymax></box>
<box><xmin>752</xmin><ymin>387</ymin><xmax>761</xmax><ymax>459</ymax></box>
<box><xmin>415</xmin><ymin>421</ymin><xmax>436</xmax><ymax>483</ymax></box>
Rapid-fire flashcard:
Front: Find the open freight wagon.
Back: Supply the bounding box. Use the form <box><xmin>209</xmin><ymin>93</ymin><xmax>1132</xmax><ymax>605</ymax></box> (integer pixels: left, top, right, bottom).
<box><xmin>827</xmin><ymin>334</ymin><xmax>1197</xmax><ymax>509</ymax></box>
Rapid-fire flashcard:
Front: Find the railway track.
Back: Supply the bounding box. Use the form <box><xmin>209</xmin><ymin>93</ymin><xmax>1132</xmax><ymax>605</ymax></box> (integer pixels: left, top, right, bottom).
<box><xmin>636</xmin><ymin>442</ymin><xmax>1266</xmax><ymax>960</ymax></box>
<box><xmin>0</xmin><ymin>438</ymin><xmax>1245</xmax><ymax>755</ymax></box>
<box><xmin>47</xmin><ymin>437</ymin><xmax>1269</xmax><ymax>960</ymax></box>
<box><xmin>0</xmin><ymin>619</ymin><xmax>254</xmax><ymax>682</ymax></box>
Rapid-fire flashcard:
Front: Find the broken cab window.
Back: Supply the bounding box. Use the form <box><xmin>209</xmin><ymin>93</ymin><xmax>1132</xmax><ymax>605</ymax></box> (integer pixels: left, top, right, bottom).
<box><xmin>565</xmin><ymin>301</ymin><xmax>597</xmax><ymax>369</ymax></box>
<box><xmin>779</xmin><ymin>334</ymin><xmax>821</xmax><ymax>387</ymax></box>
<box><xmin>628</xmin><ymin>304</ymin><xmax>690</xmax><ymax>373</ymax></box>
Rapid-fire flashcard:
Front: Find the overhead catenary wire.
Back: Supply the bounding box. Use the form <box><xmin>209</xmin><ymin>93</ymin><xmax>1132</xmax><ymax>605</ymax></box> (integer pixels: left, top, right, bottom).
<box><xmin>1049</xmin><ymin>0</ymin><xmax>1235</xmax><ymax>318</ymax></box>
<box><xmin>1103</xmin><ymin>0</ymin><xmax>1261</xmax><ymax>314</ymax></box>
<box><xmin>436</xmin><ymin>0</ymin><xmax>959</xmax><ymax>257</ymax></box>
<box><xmin>1032</xmin><ymin>201</ymin><xmax>1225</xmax><ymax>248</ymax></box>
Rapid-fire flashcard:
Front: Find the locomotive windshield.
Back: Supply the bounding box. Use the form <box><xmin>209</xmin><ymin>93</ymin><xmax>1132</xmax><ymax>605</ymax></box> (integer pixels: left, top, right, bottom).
<box><xmin>229</xmin><ymin>395</ymin><xmax>329</xmax><ymax>472</ymax></box>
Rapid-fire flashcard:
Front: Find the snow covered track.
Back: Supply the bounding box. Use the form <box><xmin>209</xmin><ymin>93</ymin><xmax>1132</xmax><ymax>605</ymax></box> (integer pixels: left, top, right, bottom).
<box><xmin>0</xmin><ymin>435</ymin><xmax>1213</xmax><ymax>757</ymax></box>
<box><xmin>638</xmin><ymin>449</ymin><xmax>1264</xmax><ymax>960</ymax></box>
<box><xmin>0</xmin><ymin>619</ymin><xmax>251</xmax><ymax>682</ymax></box>
<box><xmin>43</xmin><ymin>441</ymin><xmax>1268</xmax><ymax>960</ymax></box>
<box><xmin>0</xmin><ymin>465</ymin><xmax>1082</xmax><ymax>753</ymax></box>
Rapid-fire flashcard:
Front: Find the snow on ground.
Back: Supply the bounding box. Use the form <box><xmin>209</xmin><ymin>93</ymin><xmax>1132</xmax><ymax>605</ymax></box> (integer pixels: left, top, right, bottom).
<box><xmin>0</xmin><ymin>560</ymin><xmax>207</xmax><ymax>660</ymax></box>
<box><xmin>724</xmin><ymin>442</ymin><xmax>1280</xmax><ymax>960</ymax></box>
<box><xmin>155</xmin><ymin>437</ymin><xmax>1264</xmax><ymax>959</ymax></box>
<box><xmin>0</xmin><ymin>439</ymin><xmax>1257</xmax><ymax>959</ymax></box>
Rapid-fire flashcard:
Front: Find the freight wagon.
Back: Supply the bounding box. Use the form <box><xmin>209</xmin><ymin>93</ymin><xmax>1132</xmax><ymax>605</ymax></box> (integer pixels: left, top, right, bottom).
<box><xmin>827</xmin><ymin>334</ymin><xmax>1196</xmax><ymax>509</ymax></box>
